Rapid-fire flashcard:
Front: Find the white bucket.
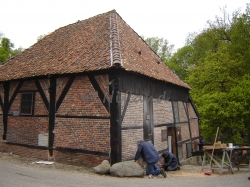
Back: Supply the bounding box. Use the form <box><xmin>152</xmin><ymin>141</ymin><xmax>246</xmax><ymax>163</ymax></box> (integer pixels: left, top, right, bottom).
<box><xmin>228</xmin><ymin>143</ymin><xmax>233</xmax><ymax>148</ymax></box>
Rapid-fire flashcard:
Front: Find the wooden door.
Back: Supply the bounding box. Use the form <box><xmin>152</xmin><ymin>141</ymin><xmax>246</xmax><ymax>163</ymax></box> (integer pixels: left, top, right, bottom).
<box><xmin>167</xmin><ymin>127</ymin><xmax>176</xmax><ymax>155</ymax></box>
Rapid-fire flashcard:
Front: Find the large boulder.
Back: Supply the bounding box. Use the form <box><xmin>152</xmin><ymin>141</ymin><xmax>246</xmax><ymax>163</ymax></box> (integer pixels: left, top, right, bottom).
<box><xmin>110</xmin><ymin>161</ymin><xmax>144</xmax><ymax>177</ymax></box>
<box><xmin>93</xmin><ymin>160</ymin><xmax>111</xmax><ymax>174</ymax></box>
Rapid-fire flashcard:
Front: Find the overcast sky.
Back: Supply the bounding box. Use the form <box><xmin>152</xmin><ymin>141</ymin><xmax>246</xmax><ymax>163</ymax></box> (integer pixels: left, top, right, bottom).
<box><xmin>1</xmin><ymin>0</ymin><xmax>248</xmax><ymax>50</ymax></box>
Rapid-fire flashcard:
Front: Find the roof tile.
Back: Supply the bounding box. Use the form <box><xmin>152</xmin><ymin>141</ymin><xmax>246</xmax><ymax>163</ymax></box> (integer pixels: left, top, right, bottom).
<box><xmin>0</xmin><ymin>10</ymin><xmax>190</xmax><ymax>89</ymax></box>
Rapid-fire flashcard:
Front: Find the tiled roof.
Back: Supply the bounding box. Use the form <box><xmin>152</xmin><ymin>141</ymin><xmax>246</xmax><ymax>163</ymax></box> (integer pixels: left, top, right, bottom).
<box><xmin>0</xmin><ymin>10</ymin><xmax>190</xmax><ymax>89</ymax></box>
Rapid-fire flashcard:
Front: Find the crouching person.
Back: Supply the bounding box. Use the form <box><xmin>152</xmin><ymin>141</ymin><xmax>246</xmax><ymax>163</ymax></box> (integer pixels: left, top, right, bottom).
<box><xmin>134</xmin><ymin>140</ymin><xmax>167</xmax><ymax>178</ymax></box>
<box><xmin>161</xmin><ymin>151</ymin><xmax>180</xmax><ymax>171</ymax></box>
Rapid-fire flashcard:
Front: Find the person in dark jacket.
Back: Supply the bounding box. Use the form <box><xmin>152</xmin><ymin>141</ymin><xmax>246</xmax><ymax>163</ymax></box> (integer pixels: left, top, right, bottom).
<box><xmin>161</xmin><ymin>151</ymin><xmax>180</xmax><ymax>171</ymax></box>
<box><xmin>198</xmin><ymin>135</ymin><xmax>206</xmax><ymax>151</ymax></box>
<box><xmin>134</xmin><ymin>140</ymin><xmax>167</xmax><ymax>178</ymax></box>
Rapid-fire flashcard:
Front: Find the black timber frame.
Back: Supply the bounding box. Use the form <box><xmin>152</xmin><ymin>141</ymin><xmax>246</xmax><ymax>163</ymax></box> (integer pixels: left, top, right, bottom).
<box><xmin>35</xmin><ymin>80</ymin><xmax>49</xmax><ymax>111</ymax></box>
<box><xmin>56</xmin><ymin>75</ymin><xmax>75</xmax><ymax>112</ymax></box>
<box><xmin>109</xmin><ymin>69</ymin><xmax>122</xmax><ymax>165</ymax></box>
<box><xmin>48</xmin><ymin>76</ymin><xmax>56</xmax><ymax>156</ymax></box>
<box><xmin>118</xmin><ymin>70</ymin><xmax>189</xmax><ymax>102</ymax></box>
<box><xmin>2</xmin><ymin>80</ymin><xmax>24</xmax><ymax>140</ymax></box>
<box><xmin>1</xmin><ymin>73</ymin><xmax>110</xmax><ymax>157</ymax></box>
<box><xmin>182</xmin><ymin>102</ymin><xmax>192</xmax><ymax>142</ymax></box>
<box><xmin>171</xmin><ymin>101</ymin><xmax>179</xmax><ymax>162</ymax></box>
<box><xmin>120</xmin><ymin>92</ymin><xmax>131</xmax><ymax>124</ymax></box>
<box><xmin>108</xmin><ymin>69</ymin><xmax>193</xmax><ymax>163</ymax></box>
<box><xmin>0</xmin><ymin>68</ymin><xmax>198</xmax><ymax>163</ymax></box>
<box><xmin>0</xmin><ymin>95</ymin><xmax>3</xmax><ymax>111</ymax></box>
<box><xmin>88</xmin><ymin>74</ymin><xmax>109</xmax><ymax>112</ymax></box>
<box><xmin>2</xmin><ymin>82</ymin><xmax>10</xmax><ymax>140</ymax></box>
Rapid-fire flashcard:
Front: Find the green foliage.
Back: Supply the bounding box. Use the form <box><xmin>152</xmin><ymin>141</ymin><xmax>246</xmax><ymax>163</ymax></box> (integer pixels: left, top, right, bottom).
<box><xmin>0</xmin><ymin>35</ymin><xmax>23</xmax><ymax>63</ymax></box>
<box><xmin>167</xmin><ymin>45</ymin><xmax>193</xmax><ymax>80</ymax></box>
<box><xmin>37</xmin><ymin>33</ymin><xmax>50</xmax><ymax>42</ymax></box>
<box><xmin>143</xmin><ymin>37</ymin><xmax>174</xmax><ymax>61</ymax></box>
<box><xmin>186</xmin><ymin>5</ymin><xmax>250</xmax><ymax>144</ymax></box>
<box><xmin>143</xmin><ymin>37</ymin><xmax>189</xmax><ymax>80</ymax></box>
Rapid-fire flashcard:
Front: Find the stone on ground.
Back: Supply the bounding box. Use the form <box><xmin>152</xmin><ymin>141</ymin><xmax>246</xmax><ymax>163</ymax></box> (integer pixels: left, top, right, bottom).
<box><xmin>110</xmin><ymin>161</ymin><xmax>144</xmax><ymax>177</ymax></box>
<box><xmin>93</xmin><ymin>160</ymin><xmax>111</xmax><ymax>174</ymax></box>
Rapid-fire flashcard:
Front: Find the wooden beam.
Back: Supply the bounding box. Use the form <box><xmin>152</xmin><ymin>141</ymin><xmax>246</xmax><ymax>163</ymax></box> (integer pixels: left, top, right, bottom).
<box><xmin>88</xmin><ymin>74</ymin><xmax>109</xmax><ymax>112</ymax></box>
<box><xmin>182</xmin><ymin>102</ymin><xmax>192</xmax><ymax>142</ymax></box>
<box><xmin>8</xmin><ymin>80</ymin><xmax>23</xmax><ymax>110</ymax></box>
<box><xmin>3</xmin><ymin>82</ymin><xmax>9</xmax><ymax>140</ymax></box>
<box><xmin>34</xmin><ymin>80</ymin><xmax>49</xmax><ymax>111</ymax></box>
<box><xmin>171</xmin><ymin>101</ymin><xmax>180</xmax><ymax>164</ymax></box>
<box><xmin>109</xmin><ymin>70</ymin><xmax>121</xmax><ymax>165</ymax></box>
<box><xmin>56</xmin><ymin>75</ymin><xmax>75</xmax><ymax>112</ymax></box>
<box><xmin>48</xmin><ymin>76</ymin><xmax>56</xmax><ymax>156</ymax></box>
<box><xmin>120</xmin><ymin>92</ymin><xmax>131</xmax><ymax>124</ymax></box>
<box><xmin>0</xmin><ymin>95</ymin><xmax>3</xmax><ymax>111</ymax></box>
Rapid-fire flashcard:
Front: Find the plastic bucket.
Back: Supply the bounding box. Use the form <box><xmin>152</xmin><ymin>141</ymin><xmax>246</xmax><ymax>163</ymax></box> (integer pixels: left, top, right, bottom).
<box><xmin>228</xmin><ymin>143</ymin><xmax>233</xmax><ymax>148</ymax></box>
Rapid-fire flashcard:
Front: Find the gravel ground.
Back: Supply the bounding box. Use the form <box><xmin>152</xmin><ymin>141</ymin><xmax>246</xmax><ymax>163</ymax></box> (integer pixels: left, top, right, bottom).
<box><xmin>0</xmin><ymin>152</ymin><xmax>248</xmax><ymax>177</ymax></box>
<box><xmin>1</xmin><ymin>152</ymin><xmax>250</xmax><ymax>187</ymax></box>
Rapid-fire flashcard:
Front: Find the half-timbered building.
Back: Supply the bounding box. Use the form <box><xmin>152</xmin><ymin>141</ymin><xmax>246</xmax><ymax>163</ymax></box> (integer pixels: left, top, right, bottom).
<box><xmin>0</xmin><ymin>10</ymin><xmax>200</xmax><ymax>166</ymax></box>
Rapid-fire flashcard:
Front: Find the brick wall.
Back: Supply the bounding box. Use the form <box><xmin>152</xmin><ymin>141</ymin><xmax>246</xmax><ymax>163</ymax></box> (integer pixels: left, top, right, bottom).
<box><xmin>54</xmin><ymin>150</ymin><xmax>109</xmax><ymax>167</ymax></box>
<box><xmin>7</xmin><ymin>117</ymin><xmax>48</xmax><ymax>145</ymax></box>
<box><xmin>121</xmin><ymin>93</ymin><xmax>143</xmax><ymax>127</ymax></box>
<box><xmin>178</xmin><ymin>101</ymin><xmax>188</xmax><ymax>122</ymax></box>
<box><xmin>54</xmin><ymin>118</ymin><xmax>110</xmax><ymax>152</ymax></box>
<box><xmin>0</xmin><ymin>75</ymin><xmax>200</xmax><ymax>166</ymax></box>
<box><xmin>95</xmin><ymin>74</ymin><xmax>109</xmax><ymax>101</ymax></box>
<box><xmin>122</xmin><ymin>129</ymin><xmax>143</xmax><ymax>160</ymax></box>
<box><xmin>7</xmin><ymin>80</ymin><xmax>49</xmax><ymax>145</ymax></box>
<box><xmin>176</xmin><ymin>123</ymin><xmax>190</xmax><ymax>142</ymax></box>
<box><xmin>0</xmin><ymin>142</ymin><xmax>48</xmax><ymax>160</ymax></box>
<box><xmin>121</xmin><ymin>93</ymin><xmax>143</xmax><ymax>160</ymax></box>
<box><xmin>188</xmin><ymin>102</ymin><xmax>198</xmax><ymax>118</ymax></box>
<box><xmin>154</xmin><ymin>126</ymin><xmax>168</xmax><ymax>151</ymax></box>
<box><xmin>39</xmin><ymin>79</ymin><xmax>50</xmax><ymax>100</ymax></box>
<box><xmin>153</xmin><ymin>99</ymin><xmax>173</xmax><ymax>151</ymax></box>
<box><xmin>190</xmin><ymin>119</ymin><xmax>199</xmax><ymax>138</ymax></box>
<box><xmin>56</xmin><ymin>76</ymin><xmax>109</xmax><ymax>116</ymax></box>
<box><xmin>187</xmin><ymin>102</ymin><xmax>199</xmax><ymax>138</ymax></box>
<box><xmin>1</xmin><ymin>75</ymin><xmax>111</xmax><ymax>166</ymax></box>
<box><xmin>153</xmin><ymin>99</ymin><xmax>173</xmax><ymax>124</ymax></box>
<box><xmin>54</xmin><ymin>75</ymin><xmax>110</xmax><ymax>153</ymax></box>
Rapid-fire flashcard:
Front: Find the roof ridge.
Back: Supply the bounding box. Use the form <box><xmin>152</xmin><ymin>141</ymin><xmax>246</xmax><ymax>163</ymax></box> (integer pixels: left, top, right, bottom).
<box><xmin>49</xmin><ymin>10</ymin><xmax>118</xmax><ymax>35</ymax></box>
<box><xmin>109</xmin><ymin>11</ymin><xmax>123</xmax><ymax>68</ymax></box>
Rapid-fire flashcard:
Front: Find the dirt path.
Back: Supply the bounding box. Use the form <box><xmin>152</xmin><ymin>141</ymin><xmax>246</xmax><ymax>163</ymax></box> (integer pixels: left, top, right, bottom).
<box><xmin>1</xmin><ymin>152</ymin><xmax>249</xmax><ymax>178</ymax></box>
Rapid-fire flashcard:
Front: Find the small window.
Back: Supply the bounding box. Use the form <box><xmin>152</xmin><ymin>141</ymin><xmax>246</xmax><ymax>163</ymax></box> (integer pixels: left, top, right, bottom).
<box><xmin>20</xmin><ymin>93</ymin><xmax>34</xmax><ymax>115</ymax></box>
<box><xmin>173</xmin><ymin>101</ymin><xmax>180</xmax><ymax>122</ymax></box>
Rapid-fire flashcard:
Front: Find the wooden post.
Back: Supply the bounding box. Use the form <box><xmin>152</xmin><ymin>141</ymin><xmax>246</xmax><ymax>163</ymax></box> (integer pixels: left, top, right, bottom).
<box><xmin>209</xmin><ymin>127</ymin><xmax>219</xmax><ymax>168</ymax></box>
<box><xmin>48</xmin><ymin>76</ymin><xmax>56</xmax><ymax>156</ymax></box>
<box><xmin>109</xmin><ymin>70</ymin><xmax>121</xmax><ymax>165</ymax></box>
<box><xmin>2</xmin><ymin>82</ymin><xmax>9</xmax><ymax>140</ymax></box>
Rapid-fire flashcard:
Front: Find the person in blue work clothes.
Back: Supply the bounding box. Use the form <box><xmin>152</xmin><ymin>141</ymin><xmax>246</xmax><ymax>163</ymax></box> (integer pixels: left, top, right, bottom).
<box><xmin>198</xmin><ymin>135</ymin><xmax>206</xmax><ymax>151</ymax></box>
<box><xmin>161</xmin><ymin>151</ymin><xmax>180</xmax><ymax>171</ymax></box>
<box><xmin>134</xmin><ymin>140</ymin><xmax>167</xmax><ymax>178</ymax></box>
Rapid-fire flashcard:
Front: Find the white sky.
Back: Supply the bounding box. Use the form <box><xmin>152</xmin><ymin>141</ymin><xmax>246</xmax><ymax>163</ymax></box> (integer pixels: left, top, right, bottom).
<box><xmin>0</xmin><ymin>0</ymin><xmax>248</xmax><ymax>50</ymax></box>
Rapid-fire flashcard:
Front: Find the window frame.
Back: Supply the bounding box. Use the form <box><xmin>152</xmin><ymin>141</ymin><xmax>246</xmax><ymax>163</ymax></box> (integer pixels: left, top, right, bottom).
<box><xmin>19</xmin><ymin>92</ymin><xmax>35</xmax><ymax>115</ymax></box>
